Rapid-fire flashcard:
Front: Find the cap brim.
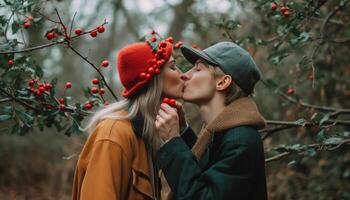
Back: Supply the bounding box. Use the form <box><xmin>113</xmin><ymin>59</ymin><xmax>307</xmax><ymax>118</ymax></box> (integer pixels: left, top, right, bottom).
<box><xmin>180</xmin><ymin>45</ymin><xmax>219</xmax><ymax>66</ymax></box>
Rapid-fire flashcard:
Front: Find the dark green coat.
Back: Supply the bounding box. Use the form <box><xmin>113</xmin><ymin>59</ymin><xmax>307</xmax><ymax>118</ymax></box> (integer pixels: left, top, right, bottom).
<box><xmin>156</xmin><ymin>126</ymin><xmax>268</xmax><ymax>200</ymax></box>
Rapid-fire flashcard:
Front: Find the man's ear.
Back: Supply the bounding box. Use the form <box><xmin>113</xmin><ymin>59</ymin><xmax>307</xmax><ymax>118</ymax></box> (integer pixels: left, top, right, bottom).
<box><xmin>216</xmin><ymin>75</ymin><xmax>233</xmax><ymax>91</ymax></box>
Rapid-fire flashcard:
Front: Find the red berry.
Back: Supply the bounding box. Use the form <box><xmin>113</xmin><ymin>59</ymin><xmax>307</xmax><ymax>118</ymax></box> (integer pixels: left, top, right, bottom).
<box><xmin>280</xmin><ymin>6</ymin><xmax>287</xmax><ymax>13</ymax></box>
<box><xmin>271</xmin><ymin>3</ymin><xmax>277</xmax><ymax>11</ymax></box>
<box><xmin>283</xmin><ymin>11</ymin><xmax>290</xmax><ymax>17</ymax></box>
<box><xmin>97</xmin><ymin>26</ymin><xmax>105</xmax><ymax>33</ymax></box>
<box><xmin>44</xmin><ymin>83</ymin><xmax>52</xmax><ymax>90</ymax></box>
<box><xmin>169</xmin><ymin>99</ymin><xmax>176</xmax><ymax>107</ymax></box>
<box><xmin>159</xmin><ymin>41</ymin><xmax>167</xmax><ymax>48</ymax></box>
<box><xmin>287</xmin><ymin>88</ymin><xmax>295</xmax><ymax>95</ymax></box>
<box><xmin>28</xmin><ymin>79</ymin><xmax>35</xmax><ymax>87</ymax></box>
<box><xmin>75</xmin><ymin>28</ymin><xmax>83</xmax><ymax>35</ymax></box>
<box><xmin>23</xmin><ymin>22</ymin><xmax>31</xmax><ymax>29</ymax></box>
<box><xmin>90</xmin><ymin>31</ymin><xmax>97</xmax><ymax>37</ymax></box>
<box><xmin>151</xmin><ymin>59</ymin><xmax>157</xmax><ymax>65</ymax></box>
<box><xmin>59</xmin><ymin>104</ymin><xmax>65</xmax><ymax>110</ymax></box>
<box><xmin>147</xmin><ymin>67</ymin><xmax>155</xmax><ymax>74</ymax></box>
<box><xmin>308</xmin><ymin>74</ymin><xmax>314</xmax><ymax>80</ymax></box>
<box><xmin>155</xmin><ymin>68</ymin><xmax>161</xmax><ymax>74</ymax></box>
<box><xmin>38</xmin><ymin>86</ymin><xmax>45</xmax><ymax>92</ymax></box>
<box><xmin>145</xmin><ymin>73</ymin><xmax>151</xmax><ymax>79</ymax></box>
<box><xmin>47</xmin><ymin>32</ymin><xmax>55</xmax><ymax>40</ymax></box>
<box><xmin>35</xmin><ymin>90</ymin><xmax>42</xmax><ymax>96</ymax></box>
<box><xmin>151</xmin><ymin>36</ymin><xmax>157</xmax><ymax>42</ymax></box>
<box><xmin>99</xmin><ymin>88</ymin><xmax>105</xmax><ymax>95</ymax></box>
<box><xmin>91</xmin><ymin>87</ymin><xmax>99</xmax><ymax>94</ymax></box>
<box><xmin>65</xmin><ymin>82</ymin><xmax>72</xmax><ymax>89</ymax></box>
<box><xmin>174</xmin><ymin>41</ymin><xmax>183</xmax><ymax>49</ymax></box>
<box><xmin>46</xmin><ymin>105</ymin><xmax>53</xmax><ymax>110</ymax></box>
<box><xmin>84</xmin><ymin>102</ymin><xmax>93</xmax><ymax>110</ymax></box>
<box><xmin>92</xmin><ymin>78</ymin><xmax>99</xmax><ymax>84</ymax></box>
<box><xmin>8</xmin><ymin>60</ymin><xmax>14</xmax><ymax>65</ymax></box>
<box><xmin>59</xmin><ymin>98</ymin><xmax>65</xmax><ymax>104</ymax></box>
<box><xmin>101</xmin><ymin>60</ymin><xmax>109</xmax><ymax>67</ymax></box>
<box><xmin>335</xmin><ymin>10</ymin><xmax>342</xmax><ymax>17</ymax></box>
<box><xmin>27</xmin><ymin>16</ymin><xmax>33</xmax><ymax>21</ymax></box>
<box><xmin>151</xmin><ymin>30</ymin><xmax>156</xmax><ymax>35</ymax></box>
<box><xmin>162</xmin><ymin>98</ymin><xmax>170</xmax><ymax>104</ymax></box>
<box><xmin>139</xmin><ymin>72</ymin><xmax>146</xmax><ymax>79</ymax></box>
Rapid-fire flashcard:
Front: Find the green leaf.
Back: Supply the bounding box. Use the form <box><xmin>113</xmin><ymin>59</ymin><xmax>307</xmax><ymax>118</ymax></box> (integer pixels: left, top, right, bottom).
<box><xmin>288</xmin><ymin>160</ymin><xmax>297</xmax><ymax>166</ymax></box>
<box><xmin>0</xmin><ymin>16</ymin><xmax>7</xmax><ymax>26</ymax></box>
<box><xmin>269</xmin><ymin>51</ymin><xmax>289</xmax><ymax>65</ymax></box>
<box><xmin>344</xmin><ymin>131</ymin><xmax>350</xmax><ymax>138</ymax></box>
<box><xmin>34</xmin><ymin>65</ymin><xmax>43</xmax><ymax>78</ymax></box>
<box><xmin>16</xmin><ymin>110</ymin><xmax>34</xmax><ymax>126</ymax></box>
<box><xmin>324</xmin><ymin>137</ymin><xmax>343</xmax><ymax>145</ymax></box>
<box><xmin>305</xmin><ymin>148</ymin><xmax>316</xmax><ymax>157</ymax></box>
<box><xmin>0</xmin><ymin>114</ymin><xmax>11</xmax><ymax>122</ymax></box>
<box><xmin>294</xmin><ymin>118</ymin><xmax>308</xmax><ymax>126</ymax></box>
<box><xmin>11</xmin><ymin>21</ymin><xmax>20</xmax><ymax>34</ymax></box>
<box><xmin>65</xmin><ymin>121</ymin><xmax>84</xmax><ymax>136</ymax></box>
<box><xmin>316</xmin><ymin>129</ymin><xmax>326</xmax><ymax>143</ymax></box>
<box><xmin>319</xmin><ymin>113</ymin><xmax>330</xmax><ymax>125</ymax></box>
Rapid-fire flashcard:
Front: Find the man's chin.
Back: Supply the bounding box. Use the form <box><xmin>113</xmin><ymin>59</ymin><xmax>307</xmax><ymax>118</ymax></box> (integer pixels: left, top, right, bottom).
<box><xmin>181</xmin><ymin>93</ymin><xmax>196</xmax><ymax>103</ymax></box>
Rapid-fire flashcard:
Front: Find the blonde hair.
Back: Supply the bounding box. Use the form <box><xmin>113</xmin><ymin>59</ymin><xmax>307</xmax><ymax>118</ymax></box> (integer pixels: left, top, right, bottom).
<box><xmin>84</xmin><ymin>74</ymin><xmax>164</xmax><ymax>152</ymax></box>
<box><xmin>209</xmin><ymin>65</ymin><xmax>247</xmax><ymax>105</ymax></box>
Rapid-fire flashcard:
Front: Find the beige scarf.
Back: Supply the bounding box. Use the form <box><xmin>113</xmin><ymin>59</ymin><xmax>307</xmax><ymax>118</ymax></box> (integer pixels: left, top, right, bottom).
<box><xmin>164</xmin><ymin>97</ymin><xmax>266</xmax><ymax>200</ymax></box>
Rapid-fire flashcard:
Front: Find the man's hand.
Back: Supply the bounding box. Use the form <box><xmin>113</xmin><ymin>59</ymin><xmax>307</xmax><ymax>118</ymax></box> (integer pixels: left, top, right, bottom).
<box><xmin>155</xmin><ymin>103</ymin><xmax>180</xmax><ymax>143</ymax></box>
<box><xmin>174</xmin><ymin>101</ymin><xmax>187</xmax><ymax>132</ymax></box>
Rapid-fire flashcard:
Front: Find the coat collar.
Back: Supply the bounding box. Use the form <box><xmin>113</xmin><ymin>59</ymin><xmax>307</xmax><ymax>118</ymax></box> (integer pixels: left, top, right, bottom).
<box><xmin>191</xmin><ymin>97</ymin><xmax>266</xmax><ymax>160</ymax></box>
<box><xmin>131</xmin><ymin>111</ymin><xmax>144</xmax><ymax>138</ymax></box>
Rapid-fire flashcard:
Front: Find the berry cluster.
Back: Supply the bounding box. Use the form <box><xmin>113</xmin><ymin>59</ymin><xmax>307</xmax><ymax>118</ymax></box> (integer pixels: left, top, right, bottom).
<box><xmin>271</xmin><ymin>3</ymin><xmax>291</xmax><ymax>18</ymax></box>
<box><xmin>139</xmin><ymin>34</ymin><xmax>174</xmax><ymax>82</ymax></box>
<box><xmin>162</xmin><ymin>97</ymin><xmax>176</xmax><ymax>107</ymax></box>
<box><xmin>27</xmin><ymin>79</ymin><xmax>53</xmax><ymax>97</ymax></box>
<box><xmin>23</xmin><ymin>16</ymin><xmax>34</xmax><ymax>29</ymax></box>
<box><xmin>74</xmin><ymin>25</ymin><xmax>105</xmax><ymax>38</ymax></box>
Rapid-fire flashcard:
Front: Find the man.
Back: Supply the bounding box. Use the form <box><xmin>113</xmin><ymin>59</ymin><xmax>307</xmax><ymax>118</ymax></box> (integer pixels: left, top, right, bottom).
<box><xmin>155</xmin><ymin>41</ymin><xmax>268</xmax><ymax>200</ymax></box>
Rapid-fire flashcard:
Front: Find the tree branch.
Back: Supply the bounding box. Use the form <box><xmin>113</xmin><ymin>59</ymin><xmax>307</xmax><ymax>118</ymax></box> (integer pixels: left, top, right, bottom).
<box><xmin>66</xmin><ymin>43</ymin><xmax>119</xmax><ymax>101</ymax></box>
<box><xmin>265</xmin><ymin>139</ymin><xmax>350</xmax><ymax>163</ymax></box>
<box><xmin>261</xmin><ymin>79</ymin><xmax>350</xmax><ymax>116</ymax></box>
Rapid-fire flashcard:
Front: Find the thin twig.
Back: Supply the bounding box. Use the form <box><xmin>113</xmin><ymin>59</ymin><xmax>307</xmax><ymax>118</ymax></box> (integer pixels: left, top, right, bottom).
<box><xmin>0</xmin><ymin>97</ymin><xmax>13</xmax><ymax>103</ymax></box>
<box><xmin>0</xmin><ymin>88</ymin><xmax>40</xmax><ymax>112</ymax></box>
<box><xmin>66</xmin><ymin>43</ymin><xmax>119</xmax><ymax>101</ymax></box>
<box><xmin>0</xmin><ymin>40</ymin><xmax>65</xmax><ymax>54</ymax></box>
<box><xmin>54</xmin><ymin>8</ymin><xmax>69</xmax><ymax>40</ymax></box>
<box><xmin>69</xmin><ymin>11</ymin><xmax>78</xmax><ymax>37</ymax></box>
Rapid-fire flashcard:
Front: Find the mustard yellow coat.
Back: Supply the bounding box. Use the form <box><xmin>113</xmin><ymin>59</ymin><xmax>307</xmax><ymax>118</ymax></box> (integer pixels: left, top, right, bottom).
<box><xmin>72</xmin><ymin>118</ymin><xmax>154</xmax><ymax>200</ymax></box>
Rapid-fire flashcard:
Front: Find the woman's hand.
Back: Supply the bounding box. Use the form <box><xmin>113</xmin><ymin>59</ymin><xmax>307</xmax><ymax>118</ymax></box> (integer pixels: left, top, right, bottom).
<box><xmin>155</xmin><ymin>103</ymin><xmax>180</xmax><ymax>143</ymax></box>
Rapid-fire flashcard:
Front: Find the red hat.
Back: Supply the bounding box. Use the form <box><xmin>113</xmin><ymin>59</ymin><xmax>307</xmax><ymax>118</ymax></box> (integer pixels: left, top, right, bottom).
<box><xmin>117</xmin><ymin>37</ymin><xmax>173</xmax><ymax>98</ymax></box>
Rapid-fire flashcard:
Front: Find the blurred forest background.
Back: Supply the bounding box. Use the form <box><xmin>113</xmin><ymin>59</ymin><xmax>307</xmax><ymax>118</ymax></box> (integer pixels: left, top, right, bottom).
<box><xmin>0</xmin><ymin>0</ymin><xmax>350</xmax><ymax>199</ymax></box>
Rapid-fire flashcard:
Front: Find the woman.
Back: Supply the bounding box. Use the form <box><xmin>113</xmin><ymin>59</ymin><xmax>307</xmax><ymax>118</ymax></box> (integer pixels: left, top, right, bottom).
<box><xmin>72</xmin><ymin>35</ymin><xmax>184</xmax><ymax>200</ymax></box>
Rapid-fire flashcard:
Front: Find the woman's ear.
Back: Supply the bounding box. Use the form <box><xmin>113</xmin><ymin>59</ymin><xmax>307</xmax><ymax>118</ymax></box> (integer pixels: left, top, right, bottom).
<box><xmin>216</xmin><ymin>75</ymin><xmax>233</xmax><ymax>91</ymax></box>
